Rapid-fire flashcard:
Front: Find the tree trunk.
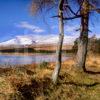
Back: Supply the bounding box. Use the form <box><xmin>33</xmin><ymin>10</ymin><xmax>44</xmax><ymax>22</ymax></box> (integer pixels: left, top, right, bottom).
<box><xmin>76</xmin><ymin>0</ymin><xmax>89</xmax><ymax>70</ymax></box>
<box><xmin>52</xmin><ymin>0</ymin><xmax>64</xmax><ymax>84</ymax></box>
<box><xmin>76</xmin><ymin>33</ymin><xmax>88</xmax><ymax>70</ymax></box>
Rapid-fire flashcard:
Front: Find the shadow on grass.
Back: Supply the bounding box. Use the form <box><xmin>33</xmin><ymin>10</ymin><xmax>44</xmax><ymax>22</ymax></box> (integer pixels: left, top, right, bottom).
<box><xmin>59</xmin><ymin>81</ymin><xmax>100</xmax><ymax>88</ymax></box>
<box><xmin>83</xmin><ymin>67</ymin><xmax>100</xmax><ymax>74</ymax></box>
<box><xmin>18</xmin><ymin>79</ymin><xmax>41</xmax><ymax>100</ymax></box>
<box><xmin>17</xmin><ymin>77</ymin><xmax>51</xmax><ymax>100</ymax></box>
<box><xmin>17</xmin><ymin>77</ymin><xmax>100</xmax><ymax>100</ymax></box>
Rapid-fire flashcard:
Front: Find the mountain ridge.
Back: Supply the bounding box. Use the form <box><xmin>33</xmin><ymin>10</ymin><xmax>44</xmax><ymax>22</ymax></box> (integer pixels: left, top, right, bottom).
<box><xmin>0</xmin><ymin>35</ymin><xmax>76</xmax><ymax>46</ymax></box>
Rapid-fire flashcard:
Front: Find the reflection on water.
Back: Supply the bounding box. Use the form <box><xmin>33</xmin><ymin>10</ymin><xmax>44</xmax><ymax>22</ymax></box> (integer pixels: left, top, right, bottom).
<box><xmin>0</xmin><ymin>54</ymin><xmax>69</xmax><ymax>65</ymax></box>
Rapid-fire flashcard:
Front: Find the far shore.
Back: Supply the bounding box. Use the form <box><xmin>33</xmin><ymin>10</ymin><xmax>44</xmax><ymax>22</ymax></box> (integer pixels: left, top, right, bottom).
<box><xmin>0</xmin><ymin>52</ymin><xmax>74</xmax><ymax>56</ymax></box>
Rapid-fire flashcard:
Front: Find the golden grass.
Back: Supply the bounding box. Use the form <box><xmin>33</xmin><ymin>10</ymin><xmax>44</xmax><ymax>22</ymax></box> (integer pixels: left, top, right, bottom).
<box><xmin>0</xmin><ymin>54</ymin><xmax>99</xmax><ymax>100</ymax></box>
<box><xmin>86</xmin><ymin>55</ymin><xmax>100</xmax><ymax>71</ymax></box>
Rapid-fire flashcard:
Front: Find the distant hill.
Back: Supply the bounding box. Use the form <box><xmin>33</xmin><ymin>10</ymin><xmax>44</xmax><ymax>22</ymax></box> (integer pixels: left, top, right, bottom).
<box><xmin>0</xmin><ymin>36</ymin><xmax>36</xmax><ymax>46</ymax></box>
<box><xmin>0</xmin><ymin>35</ymin><xmax>76</xmax><ymax>46</ymax></box>
<box><xmin>0</xmin><ymin>35</ymin><xmax>74</xmax><ymax>53</ymax></box>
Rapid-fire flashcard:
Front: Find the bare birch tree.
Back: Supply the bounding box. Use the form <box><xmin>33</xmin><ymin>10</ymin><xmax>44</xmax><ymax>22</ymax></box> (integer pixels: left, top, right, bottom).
<box><xmin>52</xmin><ymin>0</ymin><xmax>64</xmax><ymax>84</ymax></box>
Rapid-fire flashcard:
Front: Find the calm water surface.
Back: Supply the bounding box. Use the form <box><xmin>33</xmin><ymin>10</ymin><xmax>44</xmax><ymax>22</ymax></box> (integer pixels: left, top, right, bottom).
<box><xmin>0</xmin><ymin>53</ymin><xmax>69</xmax><ymax>65</ymax></box>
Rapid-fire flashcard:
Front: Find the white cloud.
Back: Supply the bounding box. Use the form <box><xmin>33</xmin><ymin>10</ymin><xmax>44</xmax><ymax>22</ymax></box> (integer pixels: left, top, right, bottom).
<box><xmin>89</xmin><ymin>33</ymin><xmax>100</xmax><ymax>39</ymax></box>
<box><xmin>16</xmin><ymin>21</ymin><xmax>45</xmax><ymax>33</ymax></box>
<box><xmin>51</xmin><ymin>25</ymin><xmax>57</xmax><ymax>29</ymax></box>
<box><xmin>96</xmin><ymin>34</ymin><xmax>100</xmax><ymax>38</ymax></box>
<box><xmin>50</xmin><ymin>24</ymin><xmax>79</xmax><ymax>36</ymax></box>
<box><xmin>14</xmin><ymin>22</ymin><xmax>80</xmax><ymax>44</ymax></box>
<box><xmin>22</xmin><ymin>34</ymin><xmax>79</xmax><ymax>45</ymax></box>
<box><xmin>64</xmin><ymin>25</ymin><xmax>79</xmax><ymax>34</ymax></box>
<box><xmin>51</xmin><ymin>25</ymin><xmax>79</xmax><ymax>33</ymax></box>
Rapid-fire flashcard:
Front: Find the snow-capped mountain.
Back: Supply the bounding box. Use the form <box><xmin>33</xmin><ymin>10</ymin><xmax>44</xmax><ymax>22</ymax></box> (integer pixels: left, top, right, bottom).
<box><xmin>0</xmin><ymin>34</ymin><xmax>77</xmax><ymax>46</ymax></box>
<box><xmin>0</xmin><ymin>36</ymin><xmax>36</xmax><ymax>46</ymax></box>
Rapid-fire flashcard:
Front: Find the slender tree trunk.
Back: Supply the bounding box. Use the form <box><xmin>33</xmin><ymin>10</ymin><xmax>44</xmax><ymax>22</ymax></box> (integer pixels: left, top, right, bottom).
<box><xmin>52</xmin><ymin>0</ymin><xmax>64</xmax><ymax>84</ymax></box>
<box><xmin>76</xmin><ymin>0</ymin><xmax>89</xmax><ymax>70</ymax></box>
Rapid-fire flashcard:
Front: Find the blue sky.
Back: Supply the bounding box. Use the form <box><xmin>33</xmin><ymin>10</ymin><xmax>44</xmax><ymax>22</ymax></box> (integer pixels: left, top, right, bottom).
<box><xmin>0</xmin><ymin>0</ymin><xmax>100</xmax><ymax>43</ymax></box>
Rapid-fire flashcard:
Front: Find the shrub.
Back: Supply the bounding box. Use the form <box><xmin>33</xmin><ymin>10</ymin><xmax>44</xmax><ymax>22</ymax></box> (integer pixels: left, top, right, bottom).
<box><xmin>39</xmin><ymin>61</ymin><xmax>49</xmax><ymax>69</ymax></box>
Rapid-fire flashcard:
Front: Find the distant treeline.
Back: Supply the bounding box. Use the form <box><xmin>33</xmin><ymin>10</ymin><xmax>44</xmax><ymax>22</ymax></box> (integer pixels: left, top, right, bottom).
<box><xmin>0</xmin><ymin>47</ymin><xmax>76</xmax><ymax>54</ymax></box>
<box><xmin>72</xmin><ymin>36</ymin><xmax>100</xmax><ymax>54</ymax></box>
<box><xmin>0</xmin><ymin>47</ymin><xmax>55</xmax><ymax>53</ymax></box>
<box><xmin>89</xmin><ymin>38</ymin><xmax>100</xmax><ymax>53</ymax></box>
<box><xmin>0</xmin><ymin>48</ymin><xmax>34</xmax><ymax>53</ymax></box>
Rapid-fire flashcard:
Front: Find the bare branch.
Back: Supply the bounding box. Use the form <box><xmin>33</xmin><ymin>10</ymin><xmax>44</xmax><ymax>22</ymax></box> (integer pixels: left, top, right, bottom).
<box><xmin>75</xmin><ymin>28</ymin><xmax>92</xmax><ymax>33</ymax></box>
<box><xmin>67</xmin><ymin>6</ymin><xmax>79</xmax><ymax>16</ymax></box>
<box><xmin>89</xmin><ymin>3</ymin><xmax>100</xmax><ymax>13</ymax></box>
<box><xmin>63</xmin><ymin>15</ymin><xmax>81</xmax><ymax>20</ymax></box>
<box><xmin>51</xmin><ymin>14</ymin><xmax>81</xmax><ymax>20</ymax></box>
<box><xmin>51</xmin><ymin>15</ymin><xmax>60</xmax><ymax>18</ymax></box>
<box><xmin>94</xmin><ymin>8</ymin><xmax>100</xmax><ymax>13</ymax></box>
<box><xmin>96</xmin><ymin>8</ymin><xmax>100</xmax><ymax>13</ymax></box>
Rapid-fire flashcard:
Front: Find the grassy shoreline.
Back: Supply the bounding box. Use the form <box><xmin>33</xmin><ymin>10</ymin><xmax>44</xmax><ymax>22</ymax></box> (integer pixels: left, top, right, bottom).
<box><xmin>0</xmin><ymin>55</ymin><xmax>100</xmax><ymax>100</ymax></box>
